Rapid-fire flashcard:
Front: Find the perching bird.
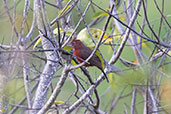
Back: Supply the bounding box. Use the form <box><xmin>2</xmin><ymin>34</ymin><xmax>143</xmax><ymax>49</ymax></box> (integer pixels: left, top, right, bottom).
<box><xmin>70</xmin><ymin>40</ymin><xmax>109</xmax><ymax>82</ymax></box>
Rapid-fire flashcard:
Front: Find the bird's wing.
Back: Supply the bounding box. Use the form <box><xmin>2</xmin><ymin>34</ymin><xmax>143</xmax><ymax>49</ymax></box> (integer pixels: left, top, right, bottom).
<box><xmin>90</xmin><ymin>54</ymin><xmax>103</xmax><ymax>69</ymax></box>
<box><xmin>79</xmin><ymin>47</ymin><xmax>92</xmax><ymax>60</ymax></box>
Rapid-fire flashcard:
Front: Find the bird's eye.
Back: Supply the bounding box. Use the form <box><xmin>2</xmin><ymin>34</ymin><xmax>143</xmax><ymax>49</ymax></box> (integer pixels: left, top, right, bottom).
<box><xmin>71</xmin><ymin>41</ymin><xmax>76</xmax><ymax>46</ymax></box>
<box><xmin>72</xmin><ymin>42</ymin><xmax>75</xmax><ymax>45</ymax></box>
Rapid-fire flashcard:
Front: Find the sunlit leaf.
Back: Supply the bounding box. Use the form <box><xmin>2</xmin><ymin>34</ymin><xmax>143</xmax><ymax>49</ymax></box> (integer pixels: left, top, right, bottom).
<box><xmin>92</xmin><ymin>11</ymin><xmax>108</xmax><ymax>19</ymax></box>
<box><xmin>132</xmin><ymin>60</ymin><xmax>137</xmax><ymax>64</ymax></box>
<box><xmin>0</xmin><ymin>108</ymin><xmax>6</xmax><ymax>113</ymax></box>
<box><xmin>77</xmin><ymin>28</ymin><xmax>113</xmax><ymax>48</ymax></box>
<box><xmin>54</xmin><ymin>101</ymin><xmax>65</xmax><ymax>105</ymax></box>
<box><xmin>53</xmin><ymin>28</ymin><xmax>64</xmax><ymax>35</ymax></box>
<box><xmin>53</xmin><ymin>28</ymin><xmax>73</xmax><ymax>36</ymax></box>
<box><xmin>33</xmin><ymin>38</ymin><xmax>41</xmax><ymax>49</ymax></box>
<box><xmin>108</xmin><ymin>73</ymin><xmax>116</xmax><ymax>88</ymax></box>
<box><xmin>33</xmin><ymin>28</ymin><xmax>73</xmax><ymax>49</ymax></box>
<box><xmin>168</xmin><ymin>50</ymin><xmax>171</xmax><ymax>56</ymax></box>
<box><xmin>58</xmin><ymin>5</ymin><xmax>71</xmax><ymax>16</ymax></box>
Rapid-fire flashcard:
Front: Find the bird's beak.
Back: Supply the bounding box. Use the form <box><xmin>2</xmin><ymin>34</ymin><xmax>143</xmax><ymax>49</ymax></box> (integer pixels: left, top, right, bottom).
<box><xmin>67</xmin><ymin>43</ymin><xmax>72</xmax><ymax>47</ymax></box>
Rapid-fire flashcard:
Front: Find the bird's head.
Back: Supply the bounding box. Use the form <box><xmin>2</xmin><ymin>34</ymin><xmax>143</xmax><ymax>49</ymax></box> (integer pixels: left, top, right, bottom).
<box><xmin>69</xmin><ymin>40</ymin><xmax>84</xmax><ymax>49</ymax></box>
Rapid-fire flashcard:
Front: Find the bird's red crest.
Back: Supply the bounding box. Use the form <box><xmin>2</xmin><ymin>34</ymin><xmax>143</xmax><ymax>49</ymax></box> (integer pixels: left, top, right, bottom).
<box><xmin>70</xmin><ymin>40</ymin><xmax>84</xmax><ymax>49</ymax></box>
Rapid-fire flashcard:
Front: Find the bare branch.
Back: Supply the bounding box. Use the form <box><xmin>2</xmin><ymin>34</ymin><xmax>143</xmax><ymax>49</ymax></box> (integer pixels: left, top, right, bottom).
<box><xmin>31</xmin><ymin>0</ymin><xmax>60</xmax><ymax>113</ymax></box>
<box><xmin>3</xmin><ymin>0</ymin><xmax>18</xmax><ymax>37</ymax></box>
<box><xmin>131</xmin><ymin>88</ymin><xmax>137</xmax><ymax>114</ymax></box>
<box><xmin>9</xmin><ymin>82</ymin><xmax>39</xmax><ymax>114</ymax></box>
<box><xmin>153</xmin><ymin>0</ymin><xmax>171</xmax><ymax>29</ymax></box>
<box><xmin>109</xmin><ymin>0</ymin><xmax>142</xmax><ymax>64</ymax></box>
<box><xmin>63</xmin><ymin>85</ymin><xmax>96</xmax><ymax>114</ymax></box>
<box><xmin>37</xmin><ymin>65</ymin><xmax>70</xmax><ymax>114</ymax></box>
<box><xmin>21</xmin><ymin>47</ymin><xmax>33</xmax><ymax>113</ymax></box>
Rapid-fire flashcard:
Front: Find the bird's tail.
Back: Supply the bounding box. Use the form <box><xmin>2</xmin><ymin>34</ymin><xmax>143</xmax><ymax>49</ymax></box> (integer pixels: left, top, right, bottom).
<box><xmin>100</xmin><ymin>69</ymin><xmax>109</xmax><ymax>83</ymax></box>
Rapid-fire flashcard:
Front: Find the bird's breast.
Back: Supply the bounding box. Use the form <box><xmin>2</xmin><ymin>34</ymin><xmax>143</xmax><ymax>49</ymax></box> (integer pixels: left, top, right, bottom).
<box><xmin>73</xmin><ymin>49</ymin><xmax>92</xmax><ymax>67</ymax></box>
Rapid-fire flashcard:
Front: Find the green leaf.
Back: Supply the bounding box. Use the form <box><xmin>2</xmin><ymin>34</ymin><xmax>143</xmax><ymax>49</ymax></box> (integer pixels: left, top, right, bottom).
<box><xmin>92</xmin><ymin>11</ymin><xmax>108</xmax><ymax>19</ymax></box>
<box><xmin>33</xmin><ymin>38</ymin><xmax>41</xmax><ymax>49</ymax></box>
<box><xmin>58</xmin><ymin>5</ymin><xmax>71</xmax><ymax>16</ymax></box>
<box><xmin>53</xmin><ymin>28</ymin><xmax>73</xmax><ymax>36</ymax></box>
<box><xmin>77</xmin><ymin>28</ymin><xmax>113</xmax><ymax>48</ymax></box>
<box><xmin>54</xmin><ymin>101</ymin><xmax>65</xmax><ymax>105</ymax></box>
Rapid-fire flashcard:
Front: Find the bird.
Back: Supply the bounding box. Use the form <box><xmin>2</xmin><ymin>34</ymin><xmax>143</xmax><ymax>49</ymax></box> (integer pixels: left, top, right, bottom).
<box><xmin>70</xmin><ymin>39</ymin><xmax>109</xmax><ymax>82</ymax></box>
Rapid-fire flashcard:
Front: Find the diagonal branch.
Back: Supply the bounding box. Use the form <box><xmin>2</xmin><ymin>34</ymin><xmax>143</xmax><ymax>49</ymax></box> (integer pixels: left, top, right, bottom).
<box><xmin>63</xmin><ymin>85</ymin><xmax>96</xmax><ymax>114</ymax></box>
<box><xmin>109</xmin><ymin>0</ymin><xmax>142</xmax><ymax>64</ymax></box>
<box><xmin>37</xmin><ymin>65</ymin><xmax>70</xmax><ymax>114</ymax></box>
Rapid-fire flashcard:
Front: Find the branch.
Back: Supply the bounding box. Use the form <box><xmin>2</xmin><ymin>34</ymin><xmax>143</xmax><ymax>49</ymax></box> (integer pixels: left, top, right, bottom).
<box><xmin>3</xmin><ymin>0</ymin><xmax>18</xmax><ymax>37</ymax></box>
<box><xmin>148</xmin><ymin>87</ymin><xmax>159</xmax><ymax>114</ymax></box>
<box><xmin>21</xmin><ymin>46</ymin><xmax>33</xmax><ymax>112</ymax></box>
<box><xmin>62</xmin><ymin>85</ymin><xmax>96</xmax><ymax>114</ymax></box>
<box><xmin>9</xmin><ymin>82</ymin><xmax>39</xmax><ymax>114</ymax></box>
<box><xmin>0</xmin><ymin>49</ymin><xmax>9</xmax><ymax>114</ymax></box>
<box><xmin>92</xmin><ymin>1</ymin><xmax>171</xmax><ymax>48</ymax></box>
<box><xmin>37</xmin><ymin>65</ymin><xmax>70</xmax><ymax>114</ymax></box>
<box><xmin>109</xmin><ymin>0</ymin><xmax>142</xmax><ymax>64</ymax></box>
<box><xmin>131</xmin><ymin>88</ymin><xmax>137</xmax><ymax>114</ymax></box>
<box><xmin>153</xmin><ymin>0</ymin><xmax>171</xmax><ymax>29</ymax></box>
<box><xmin>22</xmin><ymin>3</ymin><xmax>36</xmax><ymax>45</ymax></box>
<box><xmin>142</xmin><ymin>0</ymin><xmax>160</xmax><ymax>43</ymax></box>
<box><xmin>110</xmin><ymin>87</ymin><xmax>126</xmax><ymax>113</ymax></box>
<box><xmin>62</xmin><ymin>0</ymin><xmax>90</xmax><ymax>48</ymax></box>
<box><xmin>17</xmin><ymin>0</ymin><xmax>30</xmax><ymax>45</ymax></box>
<box><xmin>31</xmin><ymin>0</ymin><xmax>60</xmax><ymax>113</ymax></box>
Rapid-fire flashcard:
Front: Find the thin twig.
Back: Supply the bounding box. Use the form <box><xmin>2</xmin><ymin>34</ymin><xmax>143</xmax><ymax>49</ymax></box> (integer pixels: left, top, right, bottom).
<box><xmin>153</xmin><ymin>0</ymin><xmax>171</xmax><ymax>29</ymax></box>
<box><xmin>109</xmin><ymin>87</ymin><xmax>127</xmax><ymax>114</ymax></box>
<box><xmin>62</xmin><ymin>85</ymin><xmax>96</xmax><ymax>114</ymax></box>
<box><xmin>109</xmin><ymin>0</ymin><xmax>142</xmax><ymax>64</ymax></box>
<box><xmin>61</xmin><ymin>0</ymin><xmax>91</xmax><ymax>48</ymax></box>
<box><xmin>21</xmin><ymin>46</ymin><xmax>33</xmax><ymax>113</ymax></box>
<box><xmin>142</xmin><ymin>0</ymin><xmax>160</xmax><ymax>43</ymax></box>
<box><xmin>17</xmin><ymin>0</ymin><xmax>30</xmax><ymax>45</ymax></box>
<box><xmin>3</xmin><ymin>0</ymin><xmax>18</xmax><ymax>37</ymax></box>
<box><xmin>92</xmin><ymin>1</ymin><xmax>171</xmax><ymax>48</ymax></box>
<box><xmin>9</xmin><ymin>82</ymin><xmax>39</xmax><ymax>114</ymax></box>
<box><xmin>131</xmin><ymin>88</ymin><xmax>137</xmax><ymax>114</ymax></box>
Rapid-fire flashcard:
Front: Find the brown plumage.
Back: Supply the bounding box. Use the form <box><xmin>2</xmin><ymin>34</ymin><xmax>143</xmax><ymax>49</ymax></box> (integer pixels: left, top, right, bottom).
<box><xmin>70</xmin><ymin>40</ymin><xmax>109</xmax><ymax>82</ymax></box>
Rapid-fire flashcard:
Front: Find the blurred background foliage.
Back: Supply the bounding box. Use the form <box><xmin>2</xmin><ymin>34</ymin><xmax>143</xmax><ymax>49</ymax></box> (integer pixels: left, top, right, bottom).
<box><xmin>0</xmin><ymin>0</ymin><xmax>171</xmax><ymax>113</ymax></box>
